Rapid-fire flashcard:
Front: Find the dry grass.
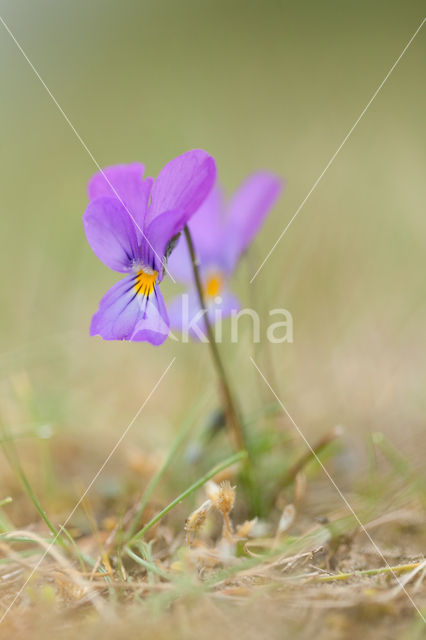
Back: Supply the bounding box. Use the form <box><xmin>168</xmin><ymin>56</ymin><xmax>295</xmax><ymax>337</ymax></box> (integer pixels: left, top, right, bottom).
<box><xmin>0</xmin><ymin>437</ymin><xmax>424</xmax><ymax>640</ymax></box>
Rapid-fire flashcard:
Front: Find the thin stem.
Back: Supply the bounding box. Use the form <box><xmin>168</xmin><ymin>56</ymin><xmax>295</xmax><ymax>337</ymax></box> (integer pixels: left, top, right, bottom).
<box><xmin>125</xmin><ymin>546</ymin><xmax>171</xmax><ymax>580</ymax></box>
<box><xmin>222</xmin><ymin>512</ymin><xmax>234</xmax><ymax>541</ymax></box>
<box><xmin>278</xmin><ymin>426</ymin><xmax>342</xmax><ymax>490</ymax></box>
<box><xmin>183</xmin><ymin>225</ymin><xmax>246</xmax><ymax>452</ymax></box>
<box><xmin>128</xmin><ymin>450</ymin><xmax>247</xmax><ymax>545</ymax></box>
<box><xmin>0</xmin><ymin>423</ymin><xmax>66</xmax><ymax>547</ymax></box>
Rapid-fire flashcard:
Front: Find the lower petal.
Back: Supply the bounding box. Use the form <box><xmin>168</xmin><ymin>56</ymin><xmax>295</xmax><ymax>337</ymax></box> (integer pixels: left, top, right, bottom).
<box><xmin>167</xmin><ymin>289</ymin><xmax>201</xmax><ymax>332</ymax></box>
<box><xmin>211</xmin><ymin>289</ymin><xmax>241</xmax><ymax>321</ymax></box>
<box><xmin>90</xmin><ymin>276</ymin><xmax>140</xmax><ymax>340</ymax></box>
<box><xmin>130</xmin><ymin>286</ymin><xmax>170</xmax><ymax>345</ymax></box>
<box><xmin>168</xmin><ymin>288</ymin><xmax>240</xmax><ymax>341</ymax></box>
<box><xmin>90</xmin><ymin>277</ymin><xmax>169</xmax><ymax>345</ymax></box>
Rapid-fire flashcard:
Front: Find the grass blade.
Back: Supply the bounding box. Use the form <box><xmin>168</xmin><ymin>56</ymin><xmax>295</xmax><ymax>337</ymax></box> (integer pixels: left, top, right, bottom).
<box><xmin>128</xmin><ymin>450</ymin><xmax>247</xmax><ymax>545</ymax></box>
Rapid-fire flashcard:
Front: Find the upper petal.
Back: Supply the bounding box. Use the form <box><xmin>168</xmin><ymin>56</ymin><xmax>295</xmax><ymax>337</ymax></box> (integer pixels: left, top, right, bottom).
<box><xmin>147</xmin><ymin>150</ymin><xmax>216</xmax><ymax>226</ymax></box>
<box><xmin>83</xmin><ymin>197</ymin><xmax>140</xmax><ymax>272</ymax></box>
<box><xmin>225</xmin><ymin>172</ymin><xmax>283</xmax><ymax>270</ymax></box>
<box><xmin>88</xmin><ymin>163</ymin><xmax>153</xmax><ymax>232</ymax></box>
<box><xmin>189</xmin><ymin>185</ymin><xmax>226</xmax><ymax>256</ymax></box>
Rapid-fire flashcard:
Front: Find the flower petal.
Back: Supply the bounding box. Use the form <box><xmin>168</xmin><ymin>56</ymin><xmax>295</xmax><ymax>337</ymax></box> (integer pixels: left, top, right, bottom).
<box><xmin>212</xmin><ymin>289</ymin><xmax>241</xmax><ymax>319</ymax></box>
<box><xmin>226</xmin><ymin>173</ymin><xmax>283</xmax><ymax>269</ymax></box>
<box><xmin>167</xmin><ymin>289</ymin><xmax>198</xmax><ymax>330</ymax></box>
<box><xmin>130</xmin><ymin>286</ymin><xmax>170</xmax><ymax>345</ymax></box>
<box><xmin>88</xmin><ymin>163</ymin><xmax>152</xmax><ymax>232</ymax></box>
<box><xmin>147</xmin><ymin>150</ymin><xmax>216</xmax><ymax>226</ymax></box>
<box><xmin>83</xmin><ymin>197</ymin><xmax>139</xmax><ymax>272</ymax></box>
<box><xmin>90</xmin><ymin>275</ymin><xmax>141</xmax><ymax>339</ymax></box>
<box><xmin>90</xmin><ymin>276</ymin><xmax>170</xmax><ymax>345</ymax></box>
<box><xmin>189</xmin><ymin>185</ymin><xmax>226</xmax><ymax>256</ymax></box>
<box><xmin>167</xmin><ymin>186</ymin><xmax>227</xmax><ymax>282</ymax></box>
<box><xmin>166</xmin><ymin>234</ymin><xmax>193</xmax><ymax>283</ymax></box>
<box><xmin>144</xmin><ymin>209</ymin><xmax>188</xmax><ymax>277</ymax></box>
<box><xmin>168</xmin><ymin>287</ymin><xmax>240</xmax><ymax>341</ymax></box>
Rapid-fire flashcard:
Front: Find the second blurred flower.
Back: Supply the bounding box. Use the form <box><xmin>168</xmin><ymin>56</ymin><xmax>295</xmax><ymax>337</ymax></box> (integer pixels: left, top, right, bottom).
<box><xmin>168</xmin><ymin>172</ymin><xmax>283</xmax><ymax>339</ymax></box>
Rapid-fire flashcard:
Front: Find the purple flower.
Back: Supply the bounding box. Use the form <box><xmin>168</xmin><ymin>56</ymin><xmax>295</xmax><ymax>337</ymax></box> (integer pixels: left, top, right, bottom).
<box><xmin>83</xmin><ymin>150</ymin><xmax>216</xmax><ymax>345</ymax></box>
<box><xmin>167</xmin><ymin>172</ymin><xmax>283</xmax><ymax>338</ymax></box>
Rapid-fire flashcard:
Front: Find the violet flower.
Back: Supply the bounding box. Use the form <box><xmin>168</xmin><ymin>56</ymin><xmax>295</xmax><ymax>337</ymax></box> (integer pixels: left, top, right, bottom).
<box><xmin>83</xmin><ymin>150</ymin><xmax>216</xmax><ymax>345</ymax></box>
<box><xmin>167</xmin><ymin>172</ymin><xmax>283</xmax><ymax>337</ymax></box>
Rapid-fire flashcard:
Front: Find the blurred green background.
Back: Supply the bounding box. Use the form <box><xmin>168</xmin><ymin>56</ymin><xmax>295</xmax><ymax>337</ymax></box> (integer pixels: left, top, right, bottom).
<box><xmin>0</xmin><ymin>0</ymin><xmax>425</xmax><ymax>499</ymax></box>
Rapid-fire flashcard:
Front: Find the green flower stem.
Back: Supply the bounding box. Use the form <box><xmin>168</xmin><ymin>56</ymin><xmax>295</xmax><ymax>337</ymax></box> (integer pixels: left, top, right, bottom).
<box><xmin>183</xmin><ymin>225</ymin><xmax>246</xmax><ymax>453</ymax></box>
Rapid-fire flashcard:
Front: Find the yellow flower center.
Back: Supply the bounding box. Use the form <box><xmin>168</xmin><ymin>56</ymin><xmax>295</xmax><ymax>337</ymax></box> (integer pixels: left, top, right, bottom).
<box><xmin>205</xmin><ymin>273</ymin><xmax>223</xmax><ymax>298</ymax></box>
<box><xmin>134</xmin><ymin>267</ymin><xmax>158</xmax><ymax>298</ymax></box>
